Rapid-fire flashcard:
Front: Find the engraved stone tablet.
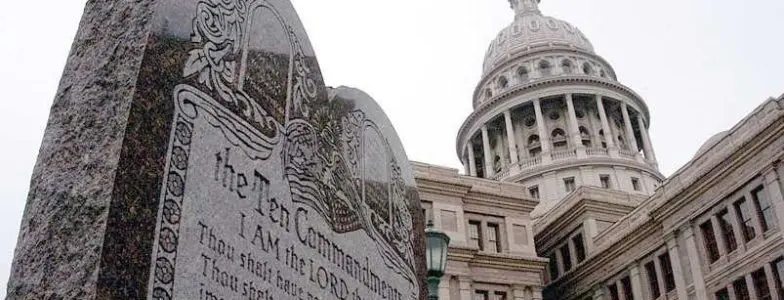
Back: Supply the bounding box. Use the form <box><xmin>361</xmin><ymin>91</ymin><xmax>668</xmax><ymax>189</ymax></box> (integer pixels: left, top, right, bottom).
<box><xmin>7</xmin><ymin>0</ymin><xmax>426</xmax><ymax>299</ymax></box>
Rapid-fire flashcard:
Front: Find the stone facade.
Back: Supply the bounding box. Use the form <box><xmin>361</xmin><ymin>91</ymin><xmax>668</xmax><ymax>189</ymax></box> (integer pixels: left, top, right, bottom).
<box><xmin>414</xmin><ymin>1</ymin><xmax>784</xmax><ymax>300</ymax></box>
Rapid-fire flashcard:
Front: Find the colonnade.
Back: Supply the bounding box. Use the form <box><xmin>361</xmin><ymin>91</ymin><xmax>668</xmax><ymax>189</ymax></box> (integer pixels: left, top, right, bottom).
<box><xmin>462</xmin><ymin>94</ymin><xmax>657</xmax><ymax>179</ymax></box>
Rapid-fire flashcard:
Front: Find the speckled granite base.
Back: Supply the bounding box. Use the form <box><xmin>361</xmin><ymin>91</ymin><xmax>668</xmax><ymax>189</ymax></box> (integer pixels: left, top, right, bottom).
<box><xmin>7</xmin><ymin>0</ymin><xmax>427</xmax><ymax>299</ymax></box>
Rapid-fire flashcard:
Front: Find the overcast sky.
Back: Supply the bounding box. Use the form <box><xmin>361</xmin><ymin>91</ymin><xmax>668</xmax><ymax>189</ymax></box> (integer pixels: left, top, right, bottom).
<box><xmin>1</xmin><ymin>0</ymin><xmax>783</xmax><ymax>296</ymax></box>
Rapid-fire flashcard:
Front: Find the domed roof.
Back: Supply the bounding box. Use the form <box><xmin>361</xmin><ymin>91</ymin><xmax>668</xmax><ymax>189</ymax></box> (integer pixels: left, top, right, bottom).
<box><xmin>483</xmin><ymin>0</ymin><xmax>594</xmax><ymax>74</ymax></box>
<box><xmin>695</xmin><ymin>130</ymin><xmax>729</xmax><ymax>158</ymax></box>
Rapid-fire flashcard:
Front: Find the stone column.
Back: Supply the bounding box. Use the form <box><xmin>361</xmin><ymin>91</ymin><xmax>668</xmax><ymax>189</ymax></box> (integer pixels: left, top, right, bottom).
<box><xmin>462</xmin><ymin>151</ymin><xmax>470</xmax><ymax>175</ymax></box>
<box><xmin>438</xmin><ymin>276</ymin><xmax>450</xmax><ymax>300</ymax></box>
<box><xmin>505</xmin><ymin>110</ymin><xmax>519</xmax><ymax>165</ymax></box>
<box><xmin>666</xmin><ymin>235</ymin><xmax>689</xmax><ymax>300</ymax></box>
<box><xmin>482</xmin><ymin>125</ymin><xmax>494</xmax><ymax>178</ymax></box>
<box><xmin>566</xmin><ymin>94</ymin><xmax>586</xmax><ymax>157</ymax></box>
<box><xmin>468</xmin><ymin>143</ymin><xmax>478</xmax><ymax>177</ymax></box>
<box><xmin>746</xmin><ymin>274</ymin><xmax>759</xmax><ymax>300</ymax></box>
<box><xmin>763</xmin><ymin>165</ymin><xmax>784</xmax><ymax>231</ymax></box>
<box><xmin>459</xmin><ymin>277</ymin><xmax>472</xmax><ymax>300</ymax></box>
<box><xmin>629</xmin><ymin>264</ymin><xmax>644</xmax><ymax>300</ymax></box>
<box><xmin>583</xmin><ymin>218</ymin><xmax>598</xmax><ymax>252</ymax></box>
<box><xmin>765</xmin><ymin>263</ymin><xmax>782</xmax><ymax>300</ymax></box>
<box><xmin>621</xmin><ymin>103</ymin><xmax>640</xmax><ymax>154</ymax></box>
<box><xmin>595</xmin><ymin>95</ymin><xmax>616</xmax><ymax>154</ymax></box>
<box><xmin>513</xmin><ymin>286</ymin><xmax>526</xmax><ymax>300</ymax></box>
<box><xmin>711</xmin><ymin>216</ymin><xmax>728</xmax><ymax>257</ymax></box>
<box><xmin>684</xmin><ymin>226</ymin><xmax>708</xmax><ymax>300</ymax></box>
<box><xmin>636</xmin><ymin>114</ymin><xmax>657</xmax><ymax>164</ymax></box>
<box><xmin>593</xmin><ymin>286</ymin><xmax>606</xmax><ymax>300</ymax></box>
<box><xmin>533</xmin><ymin>98</ymin><xmax>552</xmax><ymax>162</ymax></box>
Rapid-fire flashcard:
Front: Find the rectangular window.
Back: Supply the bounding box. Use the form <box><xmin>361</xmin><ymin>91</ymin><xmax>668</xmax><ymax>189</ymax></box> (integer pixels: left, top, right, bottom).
<box><xmin>487</xmin><ymin>223</ymin><xmax>501</xmax><ymax>253</ymax></box>
<box><xmin>752</xmin><ymin>186</ymin><xmax>775</xmax><ymax>232</ymax></box>
<box><xmin>715</xmin><ymin>288</ymin><xmax>730</xmax><ymax>300</ymax></box>
<box><xmin>564</xmin><ymin>177</ymin><xmax>576</xmax><ymax>193</ymax></box>
<box><xmin>752</xmin><ymin>268</ymin><xmax>772</xmax><ymax>300</ymax></box>
<box><xmin>469</xmin><ymin>220</ymin><xmax>483</xmax><ymax>250</ymax></box>
<box><xmin>560</xmin><ymin>245</ymin><xmax>573</xmax><ymax>271</ymax></box>
<box><xmin>773</xmin><ymin>258</ymin><xmax>784</xmax><ymax>299</ymax></box>
<box><xmin>549</xmin><ymin>252</ymin><xmax>560</xmax><ymax>280</ymax></box>
<box><xmin>622</xmin><ymin>276</ymin><xmax>634</xmax><ymax>300</ymax></box>
<box><xmin>645</xmin><ymin>261</ymin><xmax>661</xmax><ymax>299</ymax></box>
<box><xmin>608</xmin><ymin>284</ymin><xmax>620</xmax><ymax>300</ymax></box>
<box><xmin>600</xmin><ymin>175</ymin><xmax>611</xmax><ymax>189</ymax></box>
<box><xmin>718</xmin><ymin>209</ymin><xmax>738</xmax><ymax>252</ymax></box>
<box><xmin>529</xmin><ymin>186</ymin><xmax>540</xmax><ymax>200</ymax></box>
<box><xmin>475</xmin><ymin>290</ymin><xmax>489</xmax><ymax>300</ymax></box>
<box><xmin>700</xmin><ymin>221</ymin><xmax>721</xmax><ymax>262</ymax></box>
<box><xmin>735</xmin><ymin>197</ymin><xmax>757</xmax><ymax>242</ymax></box>
<box><xmin>734</xmin><ymin>278</ymin><xmax>750</xmax><ymax>300</ymax></box>
<box><xmin>493</xmin><ymin>291</ymin><xmax>508</xmax><ymax>300</ymax></box>
<box><xmin>659</xmin><ymin>253</ymin><xmax>676</xmax><ymax>292</ymax></box>
<box><xmin>632</xmin><ymin>177</ymin><xmax>641</xmax><ymax>191</ymax></box>
<box><xmin>573</xmin><ymin>234</ymin><xmax>586</xmax><ymax>263</ymax></box>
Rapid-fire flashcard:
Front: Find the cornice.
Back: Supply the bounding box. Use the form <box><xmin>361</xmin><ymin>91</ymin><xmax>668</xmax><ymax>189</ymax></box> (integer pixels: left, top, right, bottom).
<box><xmin>503</xmin><ymin>157</ymin><xmax>664</xmax><ymax>183</ymax></box>
<box><xmin>447</xmin><ymin>246</ymin><xmax>549</xmax><ymax>272</ymax></box>
<box><xmin>456</xmin><ymin>76</ymin><xmax>650</xmax><ymax>158</ymax></box>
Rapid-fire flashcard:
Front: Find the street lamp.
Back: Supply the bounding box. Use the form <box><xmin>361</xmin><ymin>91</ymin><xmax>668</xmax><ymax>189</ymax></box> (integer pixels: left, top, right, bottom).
<box><xmin>425</xmin><ymin>220</ymin><xmax>451</xmax><ymax>300</ymax></box>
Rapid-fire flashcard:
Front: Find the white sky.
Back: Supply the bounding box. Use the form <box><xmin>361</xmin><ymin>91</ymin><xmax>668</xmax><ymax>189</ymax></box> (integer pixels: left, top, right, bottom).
<box><xmin>0</xmin><ymin>0</ymin><xmax>783</xmax><ymax>296</ymax></box>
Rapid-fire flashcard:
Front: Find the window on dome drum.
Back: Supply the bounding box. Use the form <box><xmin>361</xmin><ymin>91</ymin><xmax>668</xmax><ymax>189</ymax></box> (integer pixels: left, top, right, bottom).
<box><xmin>700</xmin><ymin>220</ymin><xmax>720</xmax><ymax>263</ymax></box>
<box><xmin>583</xmin><ymin>63</ymin><xmax>593</xmax><ymax>75</ymax></box>
<box><xmin>600</xmin><ymin>175</ymin><xmax>611</xmax><ymax>189</ymax></box>
<box><xmin>493</xmin><ymin>291</ymin><xmax>507</xmax><ymax>300</ymax></box>
<box><xmin>773</xmin><ymin>257</ymin><xmax>784</xmax><ymax>298</ymax></box>
<box><xmin>475</xmin><ymin>290</ymin><xmax>489</xmax><ymax>300</ymax></box>
<box><xmin>659</xmin><ymin>253</ymin><xmax>675</xmax><ymax>292</ymax></box>
<box><xmin>576</xmin><ymin>110</ymin><xmax>585</xmax><ymax>119</ymax></box>
<box><xmin>608</xmin><ymin>283</ymin><xmax>620</xmax><ymax>300</ymax></box>
<box><xmin>529</xmin><ymin>186</ymin><xmax>540</xmax><ymax>199</ymax></box>
<box><xmin>525</xmin><ymin>117</ymin><xmax>536</xmax><ymax>127</ymax></box>
<box><xmin>631</xmin><ymin>177</ymin><xmax>641</xmax><ymax>191</ymax></box>
<box><xmin>621</xmin><ymin>276</ymin><xmax>634</xmax><ymax>300</ymax></box>
<box><xmin>552</xmin><ymin>128</ymin><xmax>566</xmax><ymax>139</ymax></box>
<box><xmin>539</xmin><ymin>60</ymin><xmax>552</xmax><ymax>76</ymax></box>
<box><xmin>715</xmin><ymin>288</ymin><xmax>730</xmax><ymax>300</ymax></box>
<box><xmin>752</xmin><ymin>268</ymin><xmax>772</xmax><ymax>300</ymax></box>
<box><xmin>487</xmin><ymin>223</ymin><xmax>501</xmax><ymax>253</ymax></box>
<box><xmin>498</xmin><ymin>76</ymin><xmax>508</xmax><ymax>89</ymax></box>
<box><xmin>717</xmin><ymin>209</ymin><xmax>738</xmax><ymax>252</ymax></box>
<box><xmin>752</xmin><ymin>185</ymin><xmax>775</xmax><ymax>232</ymax></box>
<box><xmin>600</xmin><ymin>70</ymin><xmax>607</xmax><ymax>78</ymax></box>
<box><xmin>549</xmin><ymin>111</ymin><xmax>561</xmax><ymax>120</ymax></box>
<box><xmin>734</xmin><ymin>278</ymin><xmax>750</xmax><ymax>300</ymax></box>
<box><xmin>564</xmin><ymin>177</ymin><xmax>576</xmax><ymax>193</ymax></box>
<box><xmin>645</xmin><ymin>261</ymin><xmax>660</xmax><ymax>299</ymax></box>
<box><xmin>560</xmin><ymin>244</ymin><xmax>572</xmax><ymax>271</ymax></box>
<box><xmin>549</xmin><ymin>252</ymin><xmax>560</xmax><ymax>280</ymax></box>
<box><xmin>518</xmin><ymin>67</ymin><xmax>529</xmax><ymax>82</ymax></box>
<box><xmin>572</xmin><ymin>234</ymin><xmax>586</xmax><ymax>262</ymax></box>
<box><xmin>734</xmin><ymin>197</ymin><xmax>757</xmax><ymax>242</ymax></box>
<box><xmin>469</xmin><ymin>220</ymin><xmax>483</xmax><ymax>250</ymax></box>
<box><xmin>561</xmin><ymin>59</ymin><xmax>573</xmax><ymax>74</ymax></box>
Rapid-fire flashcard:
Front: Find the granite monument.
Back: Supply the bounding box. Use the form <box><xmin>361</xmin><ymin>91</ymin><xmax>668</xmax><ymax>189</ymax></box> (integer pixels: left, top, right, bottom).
<box><xmin>7</xmin><ymin>0</ymin><xmax>427</xmax><ymax>299</ymax></box>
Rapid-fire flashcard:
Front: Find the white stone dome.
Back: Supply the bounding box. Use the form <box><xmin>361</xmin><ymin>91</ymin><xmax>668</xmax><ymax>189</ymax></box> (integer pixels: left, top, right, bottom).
<box><xmin>483</xmin><ymin>0</ymin><xmax>594</xmax><ymax>74</ymax></box>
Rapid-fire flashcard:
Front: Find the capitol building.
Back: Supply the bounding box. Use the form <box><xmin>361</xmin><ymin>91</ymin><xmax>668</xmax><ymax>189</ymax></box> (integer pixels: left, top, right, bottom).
<box><xmin>414</xmin><ymin>0</ymin><xmax>784</xmax><ymax>300</ymax></box>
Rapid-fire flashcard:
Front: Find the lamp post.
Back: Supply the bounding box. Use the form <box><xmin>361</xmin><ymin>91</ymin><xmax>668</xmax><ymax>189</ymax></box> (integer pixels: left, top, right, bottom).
<box><xmin>425</xmin><ymin>220</ymin><xmax>451</xmax><ymax>300</ymax></box>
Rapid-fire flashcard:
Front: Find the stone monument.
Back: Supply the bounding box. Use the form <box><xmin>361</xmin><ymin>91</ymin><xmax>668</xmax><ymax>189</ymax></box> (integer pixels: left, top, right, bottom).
<box><xmin>7</xmin><ymin>0</ymin><xmax>427</xmax><ymax>299</ymax></box>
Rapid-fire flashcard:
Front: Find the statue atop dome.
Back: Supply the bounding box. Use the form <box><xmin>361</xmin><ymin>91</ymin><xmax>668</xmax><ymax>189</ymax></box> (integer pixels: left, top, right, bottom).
<box><xmin>509</xmin><ymin>0</ymin><xmax>541</xmax><ymax>16</ymax></box>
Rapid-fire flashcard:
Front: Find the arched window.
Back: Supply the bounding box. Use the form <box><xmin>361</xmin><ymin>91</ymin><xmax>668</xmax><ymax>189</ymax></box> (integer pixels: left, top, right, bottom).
<box><xmin>525</xmin><ymin>117</ymin><xmax>536</xmax><ymax>127</ymax></box>
<box><xmin>582</xmin><ymin>63</ymin><xmax>593</xmax><ymax>75</ymax></box>
<box><xmin>549</xmin><ymin>111</ymin><xmax>560</xmax><ymax>120</ymax></box>
<box><xmin>539</xmin><ymin>60</ymin><xmax>552</xmax><ymax>76</ymax></box>
<box><xmin>528</xmin><ymin>134</ymin><xmax>540</xmax><ymax>146</ymax></box>
<box><xmin>498</xmin><ymin>76</ymin><xmax>508</xmax><ymax>89</ymax></box>
<box><xmin>518</xmin><ymin>66</ymin><xmax>529</xmax><ymax>82</ymax></box>
<box><xmin>551</xmin><ymin>128</ymin><xmax>566</xmax><ymax>139</ymax></box>
<box><xmin>600</xmin><ymin>69</ymin><xmax>607</xmax><ymax>78</ymax></box>
<box><xmin>561</xmin><ymin>59</ymin><xmax>573</xmax><ymax>74</ymax></box>
<box><xmin>579</xmin><ymin>126</ymin><xmax>590</xmax><ymax>137</ymax></box>
<box><xmin>485</xmin><ymin>88</ymin><xmax>493</xmax><ymax>99</ymax></box>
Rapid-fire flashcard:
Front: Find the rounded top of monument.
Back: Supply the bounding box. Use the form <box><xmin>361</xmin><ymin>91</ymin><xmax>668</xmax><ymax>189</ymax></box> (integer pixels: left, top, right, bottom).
<box><xmin>482</xmin><ymin>0</ymin><xmax>594</xmax><ymax>74</ymax></box>
<box><xmin>695</xmin><ymin>130</ymin><xmax>729</xmax><ymax>158</ymax></box>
